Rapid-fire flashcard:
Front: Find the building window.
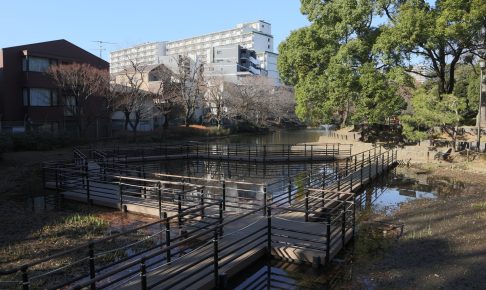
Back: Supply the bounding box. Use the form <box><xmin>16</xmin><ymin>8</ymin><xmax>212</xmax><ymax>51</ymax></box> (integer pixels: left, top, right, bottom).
<box><xmin>22</xmin><ymin>57</ymin><xmax>57</xmax><ymax>72</ymax></box>
<box><xmin>268</xmin><ymin>45</ymin><xmax>270</xmax><ymax>49</ymax></box>
<box><xmin>23</xmin><ymin>88</ymin><xmax>58</xmax><ymax>106</ymax></box>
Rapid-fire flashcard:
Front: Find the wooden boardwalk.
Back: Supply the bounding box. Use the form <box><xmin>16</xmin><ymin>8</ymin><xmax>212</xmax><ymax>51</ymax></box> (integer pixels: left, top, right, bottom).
<box><xmin>32</xmin><ymin>148</ymin><xmax>397</xmax><ymax>290</ymax></box>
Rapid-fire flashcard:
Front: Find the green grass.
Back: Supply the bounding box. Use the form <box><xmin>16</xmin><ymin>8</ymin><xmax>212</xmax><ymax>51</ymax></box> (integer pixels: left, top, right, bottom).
<box><xmin>34</xmin><ymin>214</ymin><xmax>109</xmax><ymax>240</ymax></box>
<box><xmin>471</xmin><ymin>201</ymin><xmax>486</xmax><ymax>211</ymax></box>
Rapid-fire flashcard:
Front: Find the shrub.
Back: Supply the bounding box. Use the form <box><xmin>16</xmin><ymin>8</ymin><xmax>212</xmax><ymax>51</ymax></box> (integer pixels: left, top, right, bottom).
<box><xmin>0</xmin><ymin>132</ymin><xmax>87</xmax><ymax>152</ymax></box>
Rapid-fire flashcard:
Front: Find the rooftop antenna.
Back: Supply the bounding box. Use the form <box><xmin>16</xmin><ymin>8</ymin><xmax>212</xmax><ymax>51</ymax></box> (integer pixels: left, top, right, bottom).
<box><xmin>92</xmin><ymin>40</ymin><xmax>117</xmax><ymax>59</ymax></box>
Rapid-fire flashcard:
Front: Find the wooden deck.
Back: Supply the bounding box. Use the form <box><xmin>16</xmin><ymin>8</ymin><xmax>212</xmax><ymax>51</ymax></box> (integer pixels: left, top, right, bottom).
<box><xmin>37</xmin><ymin>148</ymin><xmax>397</xmax><ymax>290</ymax></box>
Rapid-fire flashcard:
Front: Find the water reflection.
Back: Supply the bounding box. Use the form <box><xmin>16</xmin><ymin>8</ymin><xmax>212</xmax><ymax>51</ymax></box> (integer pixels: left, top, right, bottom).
<box><xmin>354</xmin><ymin>171</ymin><xmax>437</xmax><ymax>215</ymax></box>
<box><xmin>229</xmin><ymin>257</ymin><xmax>332</xmax><ymax>290</ymax></box>
<box><xmin>222</xmin><ymin>129</ymin><xmax>325</xmax><ymax>145</ymax></box>
<box><xmin>230</xmin><ymin>169</ymin><xmax>457</xmax><ymax>289</ymax></box>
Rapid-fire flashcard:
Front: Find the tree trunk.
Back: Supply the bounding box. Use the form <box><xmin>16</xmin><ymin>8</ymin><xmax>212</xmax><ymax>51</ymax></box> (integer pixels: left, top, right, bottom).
<box><xmin>340</xmin><ymin>100</ymin><xmax>350</xmax><ymax>128</ymax></box>
<box><xmin>163</xmin><ymin>114</ymin><xmax>169</xmax><ymax>130</ymax></box>
<box><xmin>123</xmin><ymin>111</ymin><xmax>130</xmax><ymax>131</ymax></box>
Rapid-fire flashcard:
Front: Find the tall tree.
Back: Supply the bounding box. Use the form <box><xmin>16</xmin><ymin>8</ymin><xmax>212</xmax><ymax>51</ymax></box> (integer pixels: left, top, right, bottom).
<box><xmin>204</xmin><ymin>76</ymin><xmax>229</xmax><ymax>128</ymax></box>
<box><xmin>401</xmin><ymin>88</ymin><xmax>466</xmax><ymax>145</ymax></box>
<box><xmin>148</xmin><ymin>64</ymin><xmax>179</xmax><ymax>129</ymax></box>
<box><xmin>109</xmin><ymin>60</ymin><xmax>153</xmax><ymax>134</ymax></box>
<box><xmin>225</xmin><ymin>76</ymin><xmax>277</xmax><ymax>127</ymax></box>
<box><xmin>374</xmin><ymin>0</ymin><xmax>486</xmax><ymax>95</ymax></box>
<box><xmin>279</xmin><ymin>0</ymin><xmax>485</xmax><ymax>127</ymax></box>
<box><xmin>174</xmin><ymin>55</ymin><xmax>205</xmax><ymax>127</ymax></box>
<box><xmin>47</xmin><ymin>63</ymin><xmax>109</xmax><ymax>136</ymax></box>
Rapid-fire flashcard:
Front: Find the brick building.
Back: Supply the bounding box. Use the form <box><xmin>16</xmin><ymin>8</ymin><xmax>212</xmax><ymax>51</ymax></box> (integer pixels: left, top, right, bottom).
<box><xmin>0</xmin><ymin>39</ymin><xmax>109</xmax><ymax>135</ymax></box>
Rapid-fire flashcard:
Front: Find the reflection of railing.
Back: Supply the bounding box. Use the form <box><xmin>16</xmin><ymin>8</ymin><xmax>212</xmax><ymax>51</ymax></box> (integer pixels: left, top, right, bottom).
<box><xmin>1</xmin><ymin>148</ymin><xmax>398</xmax><ymax>289</ymax></box>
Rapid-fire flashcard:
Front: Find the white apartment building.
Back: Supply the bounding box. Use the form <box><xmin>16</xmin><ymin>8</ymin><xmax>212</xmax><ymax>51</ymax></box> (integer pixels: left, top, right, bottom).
<box><xmin>165</xmin><ymin>21</ymin><xmax>273</xmax><ymax>62</ymax></box>
<box><xmin>257</xmin><ymin>51</ymin><xmax>279</xmax><ymax>81</ymax></box>
<box><xmin>109</xmin><ymin>20</ymin><xmax>280</xmax><ymax>82</ymax></box>
<box><xmin>110</xmin><ymin>41</ymin><xmax>167</xmax><ymax>74</ymax></box>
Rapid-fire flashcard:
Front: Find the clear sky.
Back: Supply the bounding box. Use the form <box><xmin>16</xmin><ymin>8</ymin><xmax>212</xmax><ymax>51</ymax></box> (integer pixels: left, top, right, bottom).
<box><xmin>0</xmin><ymin>0</ymin><xmax>309</xmax><ymax>60</ymax></box>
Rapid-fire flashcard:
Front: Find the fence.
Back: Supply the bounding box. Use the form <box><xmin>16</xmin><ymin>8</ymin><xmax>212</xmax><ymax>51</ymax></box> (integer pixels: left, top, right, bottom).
<box><xmin>78</xmin><ymin>142</ymin><xmax>353</xmax><ymax>165</ymax></box>
<box><xmin>1</xmin><ymin>148</ymin><xmax>398</xmax><ymax>290</ymax></box>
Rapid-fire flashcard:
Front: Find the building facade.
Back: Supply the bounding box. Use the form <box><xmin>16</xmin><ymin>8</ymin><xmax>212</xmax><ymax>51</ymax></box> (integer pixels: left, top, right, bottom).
<box><xmin>109</xmin><ymin>41</ymin><xmax>167</xmax><ymax>74</ymax></box>
<box><xmin>0</xmin><ymin>39</ymin><xmax>109</xmax><ymax>134</ymax></box>
<box><xmin>206</xmin><ymin>45</ymin><xmax>261</xmax><ymax>81</ymax></box>
<box><xmin>109</xmin><ymin>20</ymin><xmax>279</xmax><ymax>82</ymax></box>
<box><xmin>165</xmin><ymin>21</ymin><xmax>273</xmax><ymax>62</ymax></box>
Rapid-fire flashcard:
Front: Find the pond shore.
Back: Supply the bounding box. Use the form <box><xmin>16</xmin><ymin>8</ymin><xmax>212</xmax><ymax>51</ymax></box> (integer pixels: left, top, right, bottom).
<box><xmin>347</xmin><ymin>164</ymin><xmax>486</xmax><ymax>289</ymax></box>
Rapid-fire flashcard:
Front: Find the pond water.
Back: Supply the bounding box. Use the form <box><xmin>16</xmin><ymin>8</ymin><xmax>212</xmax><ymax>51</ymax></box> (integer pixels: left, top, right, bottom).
<box><xmin>221</xmin><ymin>128</ymin><xmax>327</xmax><ymax>145</ymax></box>
<box><xmin>227</xmin><ymin>168</ymin><xmax>448</xmax><ymax>289</ymax></box>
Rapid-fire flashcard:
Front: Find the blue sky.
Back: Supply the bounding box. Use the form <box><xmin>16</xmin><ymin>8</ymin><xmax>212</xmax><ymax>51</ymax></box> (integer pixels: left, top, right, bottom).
<box><xmin>0</xmin><ymin>0</ymin><xmax>309</xmax><ymax>60</ymax></box>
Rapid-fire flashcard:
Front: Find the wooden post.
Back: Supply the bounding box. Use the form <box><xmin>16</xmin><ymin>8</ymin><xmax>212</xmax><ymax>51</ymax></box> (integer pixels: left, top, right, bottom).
<box><xmin>165</xmin><ymin>213</ymin><xmax>171</xmax><ymax>263</ymax></box>
<box><xmin>222</xmin><ymin>180</ymin><xmax>226</xmax><ymax>211</ymax></box>
<box><xmin>263</xmin><ymin>189</ymin><xmax>267</xmax><ymax>216</ymax></box>
<box><xmin>177</xmin><ymin>193</ymin><xmax>182</xmax><ymax>227</ymax></box>
<box><xmin>88</xmin><ymin>243</ymin><xmax>96</xmax><ymax>290</ymax></box>
<box><xmin>21</xmin><ymin>266</ymin><xmax>29</xmax><ymax>290</ymax></box>
<box><xmin>86</xmin><ymin>170</ymin><xmax>91</xmax><ymax>205</ymax></box>
<box><xmin>325</xmin><ymin>214</ymin><xmax>331</xmax><ymax>265</ymax></box>
<box><xmin>267</xmin><ymin>206</ymin><xmax>272</xmax><ymax>257</ymax></box>
<box><xmin>158</xmin><ymin>182</ymin><xmax>162</xmax><ymax>219</ymax></box>
<box><xmin>200</xmin><ymin>189</ymin><xmax>205</xmax><ymax>219</ymax></box>
<box><xmin>341</xmin><ymin>200</ymin><xmax>346</xmax><ymax>247</ymax></box>
<box><xmin>219</xmin><ymin>200</ymin><xmax>224</xmax><ymax>237</ymax></box>
<box><xmin>140</xmin><ymin>257</ymin><xmax>147</xmax><ymax>290</ymax></box>
<box><xmin>368</xmin><ymin>151</ymin><xmax>372</xmax><ymax>180</ymax></box>
<box><xmin>305</xmin><ymin>191</ymin><xmax>309</xmax><ymax>222</ymax></box>
<box><xmin>119</xmin><ymin>177</ymin><xmax>123</xmax><ymax>211</ymax></box>
<box><xmin>352</xmin><ymin>195</ymin><xmax>356</xmax><ymax>238</ymax></box>
<box><xmin>288</xmin><ymin>180</ymin><xmax>292</xmax><ymax>204</ymax></box>
<box><xmin>213</xmin><ymin>230</ymin><xmax>219</xmax><ymax>289</ymax></box>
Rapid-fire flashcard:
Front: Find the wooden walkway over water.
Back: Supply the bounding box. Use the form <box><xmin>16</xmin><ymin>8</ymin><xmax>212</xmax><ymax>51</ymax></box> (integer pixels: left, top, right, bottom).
<box><xmin>0</xmin><ymin>147</ymin><xmax>396</xmax><ymax>290</ymax></box>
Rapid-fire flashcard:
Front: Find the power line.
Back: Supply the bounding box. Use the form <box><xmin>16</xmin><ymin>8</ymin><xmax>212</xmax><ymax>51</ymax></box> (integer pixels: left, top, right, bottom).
<box><xmin>92</xmin><ymin>40</ymin><xmax>117</xmax><ymax>59</ymax></box>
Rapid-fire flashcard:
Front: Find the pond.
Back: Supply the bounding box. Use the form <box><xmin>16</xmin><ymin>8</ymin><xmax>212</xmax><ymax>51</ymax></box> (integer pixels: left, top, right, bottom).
<box><xmin>226</xmin><ymin>167</ymin><xmax>454</xmax><ymax>289</ymax></box>
<box><xmin>221</xmin><ymin>128</ymin><xmax>327</xmax><ymax>145</ymax></box>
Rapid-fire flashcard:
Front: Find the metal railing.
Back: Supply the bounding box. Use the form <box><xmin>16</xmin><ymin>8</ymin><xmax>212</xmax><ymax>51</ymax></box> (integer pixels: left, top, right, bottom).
<box><xmin>78</xmin><ymin>142</ymin><xmax>353</xmax><ymax>165</ymax></box>
<box><xmin>1</xmin><ymin>148</ymin><xmax>397</xmax><ymax>290</ymax></box>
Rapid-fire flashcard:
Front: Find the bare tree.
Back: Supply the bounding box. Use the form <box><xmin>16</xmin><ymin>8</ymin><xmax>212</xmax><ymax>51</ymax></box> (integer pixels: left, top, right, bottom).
<box><xmin>270</xmin><ymin>85</ymin><xmax>297</xmax><ymax>125</ymax></box>
<box><xmin>174</xmin><ymin>55</ymin><xmax>205</xmax><ymax>127</ymax></box>
<box><xmin>204</xmin><ymin>76</ymin><xmax>229</xmax><ymax>128</ymax></box>
<box><xmin>147</xmin><ymin>65</ymin><xmax>179</xmax><ymax>130</ymax></box>
<box><xmin>108</xmin><ymin>60</ymin><xmax>153</xmax><ymax>135</ymax></box>
<box><xmin>225</xmin><ymin>76</ymin><xmax>275</xmax><ymax>127</ymax></box>
<box><xmin>47</xmin><ymin>63</ymin><xmax>109</xmax><ymax>136</ymax></box>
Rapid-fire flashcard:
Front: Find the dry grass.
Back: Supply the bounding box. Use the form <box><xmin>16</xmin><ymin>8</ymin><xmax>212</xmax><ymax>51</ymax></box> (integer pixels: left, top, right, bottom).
<box><xmin>0</xmin><ymin>148</ymin><xmax>158</xmax><ymax>288</ymax></box>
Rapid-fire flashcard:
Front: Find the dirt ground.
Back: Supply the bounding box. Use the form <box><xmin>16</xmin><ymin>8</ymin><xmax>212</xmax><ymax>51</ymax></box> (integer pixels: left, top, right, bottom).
<box><xmin>0</xmin><ymin>149</ymin><xmax>156</xmax><ymax>272</ymax></box>
<box><xmin>349</xmin><ymin>165</ymin><xmax>486</xmax><ymax>290</ymax></box>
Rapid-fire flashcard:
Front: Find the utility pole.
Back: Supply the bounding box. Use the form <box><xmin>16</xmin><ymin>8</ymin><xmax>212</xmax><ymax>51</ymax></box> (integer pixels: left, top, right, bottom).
<box><xmin>92</xmin><ymin>40</ymin><xmax>117</xmax><ymax>59</ymax></box>
<box><xmin>478</xmin><ymin>60</ymin><xmax>485</xmax><ymax>152</ymax></box>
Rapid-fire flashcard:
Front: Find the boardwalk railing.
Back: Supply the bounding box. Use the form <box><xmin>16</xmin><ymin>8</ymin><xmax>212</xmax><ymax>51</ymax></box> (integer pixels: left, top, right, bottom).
<box><xmin>1</xmin><ymin>148</ymin><xmax>397</xmax><ymax>290</ymax></box>
<box><xmin>78</xmin><ymin>142</ymin><xmax>352</xmax><ymax>165</ymax></box>
<box><xmin>0</xmin><ymin>202</ymin><xmax>221</xmax><ymax>290</ymax></box>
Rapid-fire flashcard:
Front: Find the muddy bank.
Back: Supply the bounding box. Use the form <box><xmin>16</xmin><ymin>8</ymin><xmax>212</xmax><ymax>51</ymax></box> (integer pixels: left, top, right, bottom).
<box><xmin>350</xmin><ymin>166</ymin><xmax>486</xmax><ymax>289</ymax></box>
